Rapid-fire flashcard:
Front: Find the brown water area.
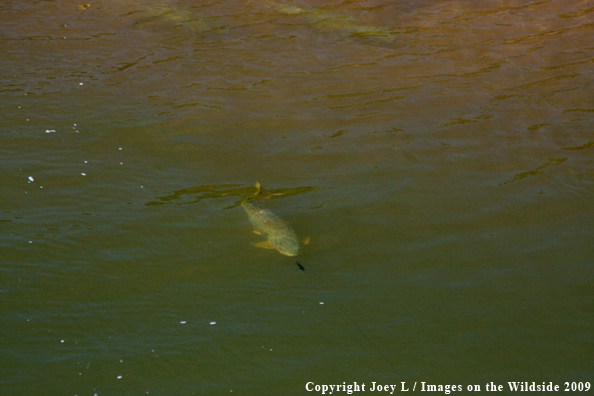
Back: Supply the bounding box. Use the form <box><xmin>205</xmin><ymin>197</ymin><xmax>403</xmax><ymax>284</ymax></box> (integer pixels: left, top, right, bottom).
<box><xmin>1</xmin><ymin>0</ymin><xmax>593</xmax><ymax>394</ymax></box>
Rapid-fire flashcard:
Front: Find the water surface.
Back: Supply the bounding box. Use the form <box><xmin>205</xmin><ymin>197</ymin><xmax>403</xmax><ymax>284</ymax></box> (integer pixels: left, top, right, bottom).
<box><xmin>1</xmin><ymin>0</ymin><xmax>593</xmax><ymax>394</ymax></box>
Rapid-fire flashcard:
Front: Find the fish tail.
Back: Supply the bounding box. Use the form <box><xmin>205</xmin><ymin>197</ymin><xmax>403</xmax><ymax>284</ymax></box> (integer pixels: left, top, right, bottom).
<box><xmin>240</xmin><ymin>181</ymin><xmax>262</xmax><ymax>205</ymax></box>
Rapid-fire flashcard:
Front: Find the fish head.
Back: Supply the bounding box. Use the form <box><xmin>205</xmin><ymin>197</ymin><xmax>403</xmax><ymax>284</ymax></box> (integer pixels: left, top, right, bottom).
<box><xmin>270</xmin><ymin>235</ymin><xmax>300</xmax><ymax>257</ymax></box>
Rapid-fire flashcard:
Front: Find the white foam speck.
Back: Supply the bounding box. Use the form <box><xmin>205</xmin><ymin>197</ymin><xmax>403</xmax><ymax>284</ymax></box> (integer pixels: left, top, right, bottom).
<box><xmin>84</xmin><ymin>161</ymin><xmax>87</xmax><ymax>163</ymax></box>
<box><xmin>180</xmin><ymin>321</ymin><xmax>186</xmax><ymax>324</ymax></box>
<box><xmin>29</xmin><ymin>241</ymin><xmax>32</xmax><ymax>243</ymax></box>
<box><xmin>118</xmin><ymin>147</ymin><xmax>122</xmax><ymax>150</ymax></box>
<box><xmin>79</xmin><ymin>82</ymin><xmax>83</xmax><ymax>85</ymax></box>
<box><xmin>28</xmin><ymin>176</ymin><xmax>34</xmax><ymax>182</ymax></box>
<box><xmin>45</xmin><ymin>129</ymin><xmax>55</xmax><ymax>133</ymax></box>
<box><xmin>117</xmin><ymin>375</ymin><xmax>122</xmax><ymax>379</ymax></box>
<box><xmin>319</xmin><ymin>302</ymin><xmax>324</xmax><ymax>305</ymax></box>
<box><xmin>210</xmin><ymin>322</ymin><xmax>216</xmax><ymax>325</ymax></box>
<box><xmin>81</xmin><ymin>173</ymin><xmax>86</xmax><ymax>176</ymax></box>
<box><xmin>61</xmin><ymin>340</ymin><xmax>65</xmax><ymax>343</ymax></box>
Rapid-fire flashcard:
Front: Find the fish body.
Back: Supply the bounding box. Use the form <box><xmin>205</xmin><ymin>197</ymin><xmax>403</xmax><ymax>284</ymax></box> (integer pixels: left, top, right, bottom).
<box><xmin>267</xmin><ymin>1</ymin><xmax>396</xmax><ymax>42</ymax></box>
<box><xmin>242</xmin><ymin>202</ymin><xmax>300</xmax><ymax>257</ymax></box>
<box><xmin>137</xmin><ymin>5</ymin><xmax>209</xmax><ymax>32</ymax></box>
<box><xmin>240</xmin><ymin>182</ymin><xmax>300</xmax><ymax>257</ymax></box>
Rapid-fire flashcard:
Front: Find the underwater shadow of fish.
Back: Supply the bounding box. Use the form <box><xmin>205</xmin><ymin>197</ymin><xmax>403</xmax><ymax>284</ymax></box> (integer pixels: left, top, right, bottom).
<box><xmin>144</xmin><ymin>183</ymin><xmax>320</xmax><ymax>207</ymax></box>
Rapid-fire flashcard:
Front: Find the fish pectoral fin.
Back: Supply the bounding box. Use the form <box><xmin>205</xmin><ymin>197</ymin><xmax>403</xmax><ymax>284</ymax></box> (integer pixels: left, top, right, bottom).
<box><xmin>253</xmin><ymin>231</ymin><xmax>262</xmax><ymax>235</ymax></box>
<box><xmin>253</xmin><ymin>241</ymin><xmax>276</xmax><ymax>250</ymax></box>
<box><xmin>301</xmin><ymin>236</ymin><xmax>311</xmax><ymax>245</ymax></box>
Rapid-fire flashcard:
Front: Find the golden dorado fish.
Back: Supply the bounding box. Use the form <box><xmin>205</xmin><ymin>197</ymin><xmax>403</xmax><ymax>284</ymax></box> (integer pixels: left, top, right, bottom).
<box><xmin>134</xmin><ymin>4</ymin><xmax>209</xmax><ymax>33</ymax></box>
<box><xmin>241</xmin><ymin>182</ymin><xmax>301</xmax><ymax>257</ymax></box>
<box><xmin>265</xmin><ymin>1</ymin><xmax>396</xmax><ymax>42</ymax></box>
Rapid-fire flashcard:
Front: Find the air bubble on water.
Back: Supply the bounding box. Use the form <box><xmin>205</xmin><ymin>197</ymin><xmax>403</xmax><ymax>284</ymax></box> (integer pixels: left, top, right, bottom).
<box><xmin>210</xmin><ymin>322</ymin><xmax>216</xmax><ymax>325</ymax></box>
<box><xmin>117</xmin><ymin>375</ymin><xmax>122</xmax><ymax>379</ymax></box>
<box><xmin>81</xmin><ymin>173</ymin><xmax>86</xmax><ymax>176</ymax></box>
<box><xmin>28</xmin><ymin>176</ymin><xmax>34</xmax><ymax>182</ymax></box>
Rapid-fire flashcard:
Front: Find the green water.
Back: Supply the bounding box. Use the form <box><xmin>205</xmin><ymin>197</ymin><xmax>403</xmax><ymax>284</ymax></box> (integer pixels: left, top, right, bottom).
<box><xmin>1</xmin><ymin>0</ymin><xmax>593</xmax><ymax>394</ymax></box>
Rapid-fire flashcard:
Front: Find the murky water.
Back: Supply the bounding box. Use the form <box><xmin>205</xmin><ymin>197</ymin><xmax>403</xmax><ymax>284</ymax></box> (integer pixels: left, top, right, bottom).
<box><xmin>2</xmin><ymin>0</ymin><xmax>593</xmax><ymax>394</ymax></box>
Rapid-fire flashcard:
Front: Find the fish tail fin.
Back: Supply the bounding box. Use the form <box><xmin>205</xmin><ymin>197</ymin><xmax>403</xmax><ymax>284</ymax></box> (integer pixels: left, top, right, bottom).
<box><xmin>240</xmin><ymin>181</ymin><xmax>262</xmax><ymax>205</ymax></box>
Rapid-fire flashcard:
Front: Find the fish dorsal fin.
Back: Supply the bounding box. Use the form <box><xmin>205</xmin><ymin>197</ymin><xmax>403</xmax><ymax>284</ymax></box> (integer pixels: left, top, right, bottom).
<box><xmin>240</xmin><ymin>181</ymin><xmax>262</xmax><ymax>205</ymax></box>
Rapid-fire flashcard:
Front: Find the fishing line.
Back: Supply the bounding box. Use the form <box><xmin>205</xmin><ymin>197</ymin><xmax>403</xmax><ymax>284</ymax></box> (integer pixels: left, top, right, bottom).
<box><xmin>294</xmin><ymin>259</ymin><xmax>398</xmax><ymax>377</ymax></box>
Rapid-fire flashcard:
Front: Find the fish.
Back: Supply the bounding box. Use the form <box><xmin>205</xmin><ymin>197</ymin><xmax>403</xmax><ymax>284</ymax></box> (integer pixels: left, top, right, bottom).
<box><xmin>266</xmin><ymin>1</ymin><xmax>396</xmax><ymax>43</ymax></box>
<box><xmin>135</xmin><ymin>5</ymin><xmax>210</xmax><ymax>33</ymax></box>
<box><xmin>241</xmin><ymin>182</ymin><xmax>301</xmax><ymax>257</ymax></box>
